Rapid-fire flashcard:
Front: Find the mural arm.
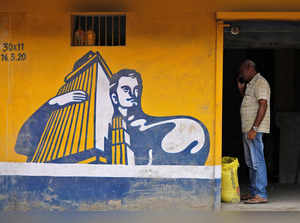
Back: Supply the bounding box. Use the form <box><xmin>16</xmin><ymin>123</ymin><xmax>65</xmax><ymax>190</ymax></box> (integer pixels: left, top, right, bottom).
<box><xmin>15</xmin><ymin>90</ymin><xmax>88</xmax><ymax>161</ymax></box>
<box><xmin>15</xmin><ymin>102</ymin><xmax>58</xmax><ymax>161</ymax></box>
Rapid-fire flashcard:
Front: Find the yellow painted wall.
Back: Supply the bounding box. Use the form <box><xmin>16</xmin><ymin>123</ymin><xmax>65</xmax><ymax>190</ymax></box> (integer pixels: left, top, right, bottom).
<box><xmin>2</xmin><ymin>0</ymin><xmax>300</xmax><ymax>165</ymax></box>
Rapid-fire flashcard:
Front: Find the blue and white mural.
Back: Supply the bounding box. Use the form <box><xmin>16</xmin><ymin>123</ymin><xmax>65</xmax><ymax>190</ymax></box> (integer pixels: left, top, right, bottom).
<box><xmin>15</xmin><ymin>51</ymin><xmax>210</xmax><ymax>166</ymax></box>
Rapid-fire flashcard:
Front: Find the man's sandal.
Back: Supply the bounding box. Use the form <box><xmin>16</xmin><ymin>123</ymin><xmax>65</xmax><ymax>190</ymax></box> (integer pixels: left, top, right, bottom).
<box><xmin>241</xmin><ymin>193</ymin><xmax>253</xmax><ymax>201</ymax></box>
<box><xmin>244</xmin><ymin>195</ymin><xmax>268</xmax><ymax>204</ymax></box>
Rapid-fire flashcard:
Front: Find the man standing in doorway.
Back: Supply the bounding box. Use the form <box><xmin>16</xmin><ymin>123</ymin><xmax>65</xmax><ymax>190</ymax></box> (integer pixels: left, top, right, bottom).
<box><xmin>237</xmin><ymin>59</ymin><xmax>270</xmax><ymax>204</ymax></box>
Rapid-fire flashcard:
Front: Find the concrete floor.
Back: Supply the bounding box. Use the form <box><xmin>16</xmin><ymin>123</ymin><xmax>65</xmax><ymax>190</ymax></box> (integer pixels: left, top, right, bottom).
<box><xmin>222</xmin><ymin>184</ymin><xmax>300</xmax><ymax>211</ymax></box>
<box><xmin>1</xmin><ymin>209</ymin><xmax>299</xmax><ymax>223</ymax></box>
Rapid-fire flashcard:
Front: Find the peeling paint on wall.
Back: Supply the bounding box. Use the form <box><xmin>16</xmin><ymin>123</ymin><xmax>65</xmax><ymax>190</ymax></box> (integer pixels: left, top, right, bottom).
<box><xmin>0</xmin><ymin>176</ymin><xmax>219</xmax><ymax>211</ymax></box>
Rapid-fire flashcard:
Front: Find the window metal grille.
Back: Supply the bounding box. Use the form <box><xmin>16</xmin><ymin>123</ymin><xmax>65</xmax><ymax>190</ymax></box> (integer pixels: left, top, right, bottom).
<box><xmin>71</xmin><ymin>14</ymin><xmax>126</xmax><ymax>46</ymax></box>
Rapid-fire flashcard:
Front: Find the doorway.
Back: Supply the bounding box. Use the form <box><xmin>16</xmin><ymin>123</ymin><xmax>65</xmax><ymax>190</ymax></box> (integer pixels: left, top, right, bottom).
<box><xmin>218</xmin><ymin>17</ymin><xmax>300</xmax><ymax>210</ymax></box>
<box><xmin>223</xmin><ymin>48</ymin><xmax>277</xmax><ymax>184</ymax></box>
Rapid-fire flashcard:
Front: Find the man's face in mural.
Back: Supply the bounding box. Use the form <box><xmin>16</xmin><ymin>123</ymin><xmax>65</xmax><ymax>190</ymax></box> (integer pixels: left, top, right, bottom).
<box><xmin>112</xmin><ymin>76</ymin><xmax>140</xmax><ymax>108</ymax></box>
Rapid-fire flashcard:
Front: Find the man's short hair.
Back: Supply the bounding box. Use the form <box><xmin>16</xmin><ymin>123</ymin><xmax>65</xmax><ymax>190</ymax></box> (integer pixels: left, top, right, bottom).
<box><xmin>241</xmin><ymin>59</ymin><xmax>256</xmax><ymax>69</ymax></box>
<box><xmin>109</xmin><ymin>69</ymin><xmax>143</xmax><ymax>95</ymax></box>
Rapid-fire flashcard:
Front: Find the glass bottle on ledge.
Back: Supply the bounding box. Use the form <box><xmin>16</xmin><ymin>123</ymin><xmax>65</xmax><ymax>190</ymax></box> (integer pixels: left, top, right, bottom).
<box><xmin>86</xmin><ymin>24</ymin><xmax>96</xmax><ymax>46</ymax></box>
<box><xmin>74</xmin><ymin>24</ymin><xmax>85</xmax><ymax>46</ymax></box>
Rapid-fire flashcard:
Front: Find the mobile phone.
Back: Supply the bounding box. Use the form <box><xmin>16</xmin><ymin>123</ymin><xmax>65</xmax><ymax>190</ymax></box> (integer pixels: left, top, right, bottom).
<box><xmin>238</xmin><ymin>76</ymin><xmax>245</xmax><ymax>84</ymax></box>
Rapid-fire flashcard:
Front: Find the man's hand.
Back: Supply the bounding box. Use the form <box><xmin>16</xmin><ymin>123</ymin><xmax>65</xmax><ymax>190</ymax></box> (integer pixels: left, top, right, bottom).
<box><xmin>236</xmin><ymin>78</ymin><xmax>246</xmax><ymax>96</ymax></box>
<box><xmin>48</xmin><ymin>90</ymin><xmax>88</xmax><ymax>107</ymax></box>
<box><xmin>247</xmin><ymin>129</ymin><xmax>257</xmax><ymax>140</ymax></box>
<box><xmin>237</xmin><ymin>81</ymin><xmax>245</xmax><ymax>90</ymax></box>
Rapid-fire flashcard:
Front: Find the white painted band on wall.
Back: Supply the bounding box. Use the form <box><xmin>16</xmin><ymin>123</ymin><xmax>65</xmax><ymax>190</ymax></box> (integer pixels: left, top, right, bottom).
<box><xmin>0</xmin><ymin>162</ymin><xmax>221</xmax><ymax>179</ymax></box>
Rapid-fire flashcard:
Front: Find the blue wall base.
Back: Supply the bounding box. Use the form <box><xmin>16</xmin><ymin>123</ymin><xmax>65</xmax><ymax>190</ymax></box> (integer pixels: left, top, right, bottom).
<box><xmin>0</xmin><ymin>176</ymin><xmax>220</xmax><ymax>211</ymax></box>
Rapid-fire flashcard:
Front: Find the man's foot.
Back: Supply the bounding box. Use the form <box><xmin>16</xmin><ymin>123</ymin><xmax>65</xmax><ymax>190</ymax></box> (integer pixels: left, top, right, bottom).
<box><xmin>240</xmin><ymin>193</ymin><xmax>253</xmax><ymax>201</ymax></box>
<box><xmin>244</xmin><ymin>195</ymin><xmax>268</xmax><ymax>204</ymax></box>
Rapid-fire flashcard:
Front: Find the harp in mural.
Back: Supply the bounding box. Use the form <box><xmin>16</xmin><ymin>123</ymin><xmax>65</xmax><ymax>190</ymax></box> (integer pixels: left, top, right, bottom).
<box><xmin>30</xmin><ymin>51</ymin><xmax>131</xmax><ymax>164</ymax></box>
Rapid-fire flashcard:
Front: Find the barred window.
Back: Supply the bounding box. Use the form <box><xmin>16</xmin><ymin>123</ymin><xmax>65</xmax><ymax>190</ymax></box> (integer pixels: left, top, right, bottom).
<box><xmin>71</xmin><ymin>14</ymin><xmax>126</xmax><ymax>46</ymax></box>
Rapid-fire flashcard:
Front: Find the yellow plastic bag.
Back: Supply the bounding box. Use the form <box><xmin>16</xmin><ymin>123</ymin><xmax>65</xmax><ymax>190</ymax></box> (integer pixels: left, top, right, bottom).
<box><xmin>221</xmin><ymin>156</ymin><xmax>240</xmax><ymax>203</ymax></box>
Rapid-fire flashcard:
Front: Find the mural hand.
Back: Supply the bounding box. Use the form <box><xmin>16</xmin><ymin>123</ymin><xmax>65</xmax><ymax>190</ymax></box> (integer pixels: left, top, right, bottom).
<box><xmin>48</xmin><ymin>90</ymin><xmax>88</xmax><ymax>107</ymax></box>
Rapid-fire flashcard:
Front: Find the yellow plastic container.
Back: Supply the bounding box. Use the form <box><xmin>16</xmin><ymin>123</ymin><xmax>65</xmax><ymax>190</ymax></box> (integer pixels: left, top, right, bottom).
<box><xmin>221</xmin><ymin>156</ymin><xmax>240</xmax><ymax>203</ymax></box>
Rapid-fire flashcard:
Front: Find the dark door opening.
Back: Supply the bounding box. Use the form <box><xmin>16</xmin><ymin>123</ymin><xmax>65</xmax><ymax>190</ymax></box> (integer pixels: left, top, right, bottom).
<box><xmin>223</xmin><ymin>49</ymin><xmax>278</xmax><ymax>184</ymax></box>
<box><xmin>222</xmin><ymin>21</ymin><xmax>300</xmax><ymax>188</ymax></box>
